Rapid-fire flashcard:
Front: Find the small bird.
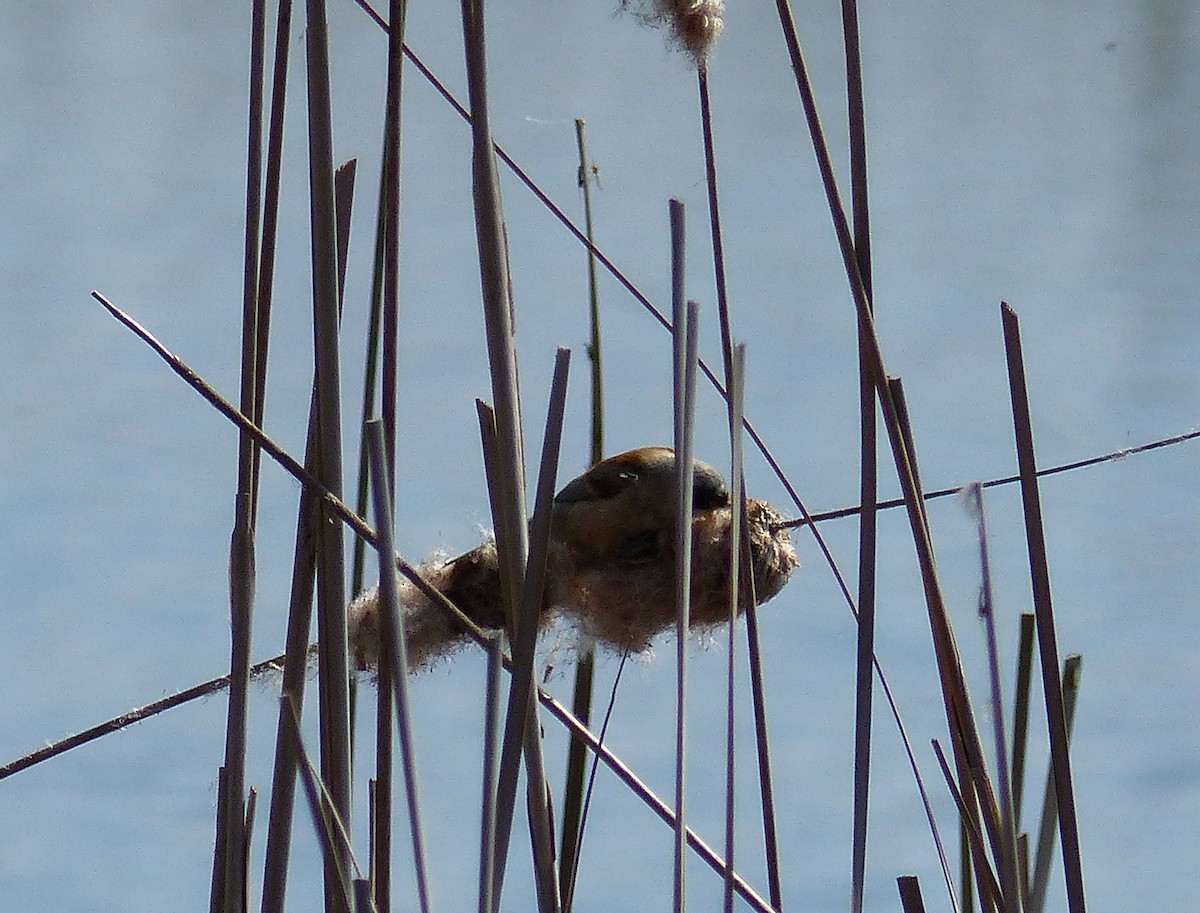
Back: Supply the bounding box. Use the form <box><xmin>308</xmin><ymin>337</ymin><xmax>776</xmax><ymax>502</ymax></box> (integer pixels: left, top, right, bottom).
<box><xmin>349</xmin><ymin>447</ymin><xmax>797</xmax><ymax>671</ymax></box>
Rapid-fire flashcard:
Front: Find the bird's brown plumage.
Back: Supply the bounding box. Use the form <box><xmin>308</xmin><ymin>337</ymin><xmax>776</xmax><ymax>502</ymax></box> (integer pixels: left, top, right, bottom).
<box><xmin>349</xmin><ymin>447</ymin><xmax>798</xmax><ymax>671</ymax></box>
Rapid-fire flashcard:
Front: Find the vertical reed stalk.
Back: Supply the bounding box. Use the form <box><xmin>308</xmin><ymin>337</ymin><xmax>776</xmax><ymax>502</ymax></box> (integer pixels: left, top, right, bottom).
<box><xmin>479</xmin><ymin>636</ymin><xmax>504</xmax><ymax>913</ymax></box>
<box><xmin>560</xmin><ymin>116</ymin><xmax>602</xmax><ymax>913</ymax></box>
<box><xmin>259</xmin><ymin>158</ymin><xmax>356</xmax><ymax>913</ymax></box>
<box><xmin>1001</xmin><ymin>303</ymin><xmax>1087</xmax><ymax>913</ymax></box>
<box><xmin>1029</xmin><ymin>656</ymin><xmax>1082</xmax><ymax>913</ymax></box>
<box><xmin>215</xmin><ymin>4</ymin><xmax>266</xmax><ymax>909</ymax></box>
<box><xmin>696</xmin><ymin>70</ymin><xmax>784</xmax><ymax>909</ymax></box>
<box><xmin>251</xmin><ymin>0</ymin><xmax>294</xmax><ymax>507</ymax></box>
<box><xmin>371</xmin><ymin>2</ymin><xmax>407</xmax><ymax>905</ymax></box>
<box><xmin>840</xmin><ymin>0</ymin><xmax>878</xmax><ymax>907</ymax></box>
<box><xmin>668</xmin><ymin>198</ymin><xmax>696</xmax><ymax>913</ymax></box>
<box><xmin>303</xmin><ymin>2</ymin><xmax>353</xmax><ymax>907</ymax></box>
<box><xmin>723</xmin><ymin>344</ymin><xmax>747</xmax><ymax>913</ymax></box>
<box><xmin>897</xmin><ymin>876</ymin><xmax>928</xmax><ymax>913</ymax></box>
<box><xmin>366</xmin><ymin>421</ymin><xmax>433</xmax><ymax>913</ymax></box>
<box><xmin>1010</xmin><ymin>613</ymin><xmax>1037</xmax><ymax>825</ymax></box>
<box><xmin>459</xmin><ymin>2</ymin><xmax>564</xmax><ymax>908</ymax></box>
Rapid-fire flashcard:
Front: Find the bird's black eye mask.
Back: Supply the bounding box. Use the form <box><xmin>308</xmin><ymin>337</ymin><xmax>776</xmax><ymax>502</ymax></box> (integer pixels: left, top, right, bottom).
<box><xmin>553</xmin><ymin>460</ymin><xmax>730</xmax><ymax>512</ymax></box>
<box><xmin>692</xmin><ymin>466</ymin><xmax>731</xmax><ymax>510</ymax></box>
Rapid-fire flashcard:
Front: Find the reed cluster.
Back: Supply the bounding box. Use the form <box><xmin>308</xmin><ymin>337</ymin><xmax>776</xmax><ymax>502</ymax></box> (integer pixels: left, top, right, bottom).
<box><xmin>4</xmin><ymin>3</ymin><xmax>1132</xmax><ymax>913</ymax></box>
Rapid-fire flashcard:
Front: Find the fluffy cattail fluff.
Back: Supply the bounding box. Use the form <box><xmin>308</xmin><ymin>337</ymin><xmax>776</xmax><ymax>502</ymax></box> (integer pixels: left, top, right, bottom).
<box><xmin>348</xmin><ymin>497</ymin><xmax>797</xmax><ymax>674</ymax></box>
<box><xmin>621</xmin><ymin>0</ymin><xmax>725</xmax><ymax>65</ymax></box>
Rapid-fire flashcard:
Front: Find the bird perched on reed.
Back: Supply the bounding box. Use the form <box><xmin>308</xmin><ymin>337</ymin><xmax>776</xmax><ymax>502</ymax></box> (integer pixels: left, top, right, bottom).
<box><xmin>349</xmin><ymin>446</ymin><xmax>797</xmax><ymax>671</ymax></box>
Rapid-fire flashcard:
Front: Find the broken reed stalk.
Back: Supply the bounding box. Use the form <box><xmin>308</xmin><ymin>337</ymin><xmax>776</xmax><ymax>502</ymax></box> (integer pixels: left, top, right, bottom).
<box><xmin>477</xmin><ymin>361</ymin><xmax>570</xmax><ymax>913</ymax></box>
<box><xmin>723</xmin><ymin>344</ymin><xmax>747</xmax><ymax>913</ymax></box>
<box><xmin>1011</xmin><ymin>613</ymin><xmax>1037</xmax><ymax>825</ymax></box>
<box><xmin>515</xmin><ymin>350</ymin><xmax>572</xmax><ymax>913</ymax></box>
<box><xmin>478</xmin><ymin>636</ymin><xmax>504</xmax><ymax>913</ymax></box>
<box><xmin>897</xmin><ymin>876</ymin><xmax>928</xmax><ymax>913</ymax></box>
<box><xmin>214</xmin><ymin>2</ymin><xmax>267</xmax><ymax>907</ymax></box>
<box><xmin>932</xmin><ymin>740</ymin><xmax>1004</xmax><ymax>910</ymax></box>
<box><xmin>669</xmin><ymin>198</ymin><xmax>696</xmax><ymax>913</ymax></box>
<box><xmin>252</xmin><ymin>0</ymin><xmax>294</xmax><ymax>473</ymax></box>
<box><xmin>365</xmin><ymin>421</ymin><xmax>433</xmax><ymax>913</ymax></box>
<box><xmin>259</xmin><ymin>398</ymin><xmax>323</xmax><ymax>913</ymax></box>
<box><xmin>1001</xmin><ymin>302</ymin><xmax>1087</xmax><ymax>913</ymax></box>
<box><xmin>287</xmin><ymin>701</ymin><xmax>366</xmax><ymax>912</ymax></box>
<box><xmin>697</xmin><ymin>70</ymin><xmax>783</xmax><ymax>909</ymax></box>
<box><xmin>839</xmin><ymin>0</ymin><xmax>878</xmax><ymax>907</ymax></box>
<box><xmin>559</xmin><ymin>118</ymin><xmax>602</xmax><ymax>911</ymax></box>
<box><xmin>1029</xmin><ymin>656</ymin><xmax>1082</xmax><ymax>913</ymax></box>
<box><xmin>303</xmin><ymin>2</ymin><xmax>354</xmax><ymax>908</ymax></box>
<box><xmin>965</xmin><ymin>484</ymin><xmax>1022</xmax><ymax>912</ymax></box>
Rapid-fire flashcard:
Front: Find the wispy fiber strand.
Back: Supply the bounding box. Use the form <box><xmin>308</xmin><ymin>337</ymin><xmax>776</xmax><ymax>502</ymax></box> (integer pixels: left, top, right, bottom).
<box><xmin>964</xmin><ymin>483</ymin><xmax>1022</xmax><ymax>912</ymax></box>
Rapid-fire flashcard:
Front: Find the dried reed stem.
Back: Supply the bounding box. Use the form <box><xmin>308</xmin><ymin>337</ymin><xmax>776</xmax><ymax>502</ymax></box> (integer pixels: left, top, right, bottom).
<box><xmin>1029</xmin><ymin>656</ymin><xmax>1082</xmax><ymax>913</ymax></box>
<box><xmin>723</xmin><ymin>344</ymin><xmax>747</xmax><ymax>913</ymax></box>
<box><xmin>371</xmin><ymin>0</ymin><xmax>407</xmax><ymax>900</ymax></box>
<box><xmin>1011</xmin><ymin>613</ymin><xmax>1037</xmax><ymax>826</ymax></box>
<box><xmin>839</xmin><ymin>0</ymin><xmax>878</xmax><ymax>906</ymax></box>
<box><xmin>897</xmin><ymin>876</ymin><xmax>928</xmax><ymax>913</ymax></box>
<box><xmin>260</xmin><ymin>157</ymin><xmax>355</xmax><ymax>913</ymax></box>
<box><xmin>215</xmin><ymin>3</ymin><xmax>267</xmax><ymax>906</ymax></box>
<box><xmin>303</xmin><ymin>2</ymin><xmax>353</xmax><ymax>907</ymax></box>
<box><xmin>669</xmin><ymin>198</ymin><xmax>698</xmax><ymax>913</ymax></box>
<box><xmin>478</xmin><ymin>636</ymin><xmax>503</xmax><ymax>913</ymax></box>
<box><xmin>933</xmin><ymin>740</ymin><xmax>1004</xmax><ymax>910</ymax></box>
<box><xmin>1001</xmin><ymin>303</ymin><xmax>1087</xmax><ymax>913</ymax></box>
<box><xmin>259</xmin><ymin>399</ymin><xmax>324</xmax><ymax>913</ymax></box>
<box><xmin>697</xmin><ymin>70</ymin><xmax>783</xmax><ymax>908</ymax></box>
<box><xmin>366</xmin><ymin>421</ymin><xmax>433</xmax><ymax>913</ymax></box>
<box><xmin>559</xmin><ymin>118</ymin><xmax>602</xmax><ymax>911</ymax></box>
<box><xmin>287</xmin><ymin>701</ymin><xmax>366</xmax><ymax>912</ymax></box>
